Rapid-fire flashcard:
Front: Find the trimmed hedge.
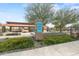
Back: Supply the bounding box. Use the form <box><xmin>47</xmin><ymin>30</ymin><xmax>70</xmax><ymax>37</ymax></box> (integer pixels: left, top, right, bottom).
<box><xmin>0</xmin><ymin>37</ymin><xmax>34</xmax><ymax>52</ymax></box>
<box><xmin>41</xmin><ymin>34</ymin><xmax>74</xmax><ymax>45</ymax></box>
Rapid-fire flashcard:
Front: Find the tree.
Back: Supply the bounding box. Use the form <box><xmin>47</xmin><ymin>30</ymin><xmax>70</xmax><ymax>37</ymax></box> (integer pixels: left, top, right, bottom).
<box><xmin>25</xmin><ymin>3</ymin><xmax>54</xmax><ymax>25</ymax></box>
<box><xmin>52</xmin><ymin>8</ymin><xmax>79</xmax><ymax>32</ymax></box>
<box><xmin>72</xmin><ymin>23</ymin><xmax>79</xmax><ymax>32</ymax></box>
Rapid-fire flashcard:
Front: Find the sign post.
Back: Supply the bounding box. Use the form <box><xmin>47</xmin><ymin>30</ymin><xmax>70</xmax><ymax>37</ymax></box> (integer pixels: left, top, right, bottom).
<box><xmin>35</xmin><ymin>20</ymin><xmax>44</xmax><ymax>40</ymax></box>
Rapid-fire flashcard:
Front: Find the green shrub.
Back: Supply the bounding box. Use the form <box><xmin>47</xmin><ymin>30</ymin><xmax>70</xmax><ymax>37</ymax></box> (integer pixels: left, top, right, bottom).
<box><xmin>41</xmin><ymin>35</ymin><xmax>74</xmax><ymax>45</ymax></box>
<box><xmin>0</xmin><ymin>34</ymin><xmax>75</xmax><ymax>52</ymax></box>
<box><xmin>0</xmin><ymin>33</ymin><xmax>3</xmax><ymax>36</ymax></box>
<box><xmin>0</xmin><ymin>37</ymin><xmax>34</xmax><ymax>52</ymax></box>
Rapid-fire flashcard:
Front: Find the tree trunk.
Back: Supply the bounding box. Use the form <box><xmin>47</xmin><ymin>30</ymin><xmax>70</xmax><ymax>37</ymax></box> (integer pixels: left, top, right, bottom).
<box><xmin>2</xmin><ymin>26</ymin><xmax>6</xmax><ymax>32</ymax></box>
<box><xmin>55</xmin><ymin>27</ymin><xmax>58</xmax><ymax>31</ymax></box>
<box><xmin>70</xmin><ymin>27</ymin><xmax>73</xmax><ymax>36</ymax></box>
<box><xmin>59</xmin><ymin>27</ymin><xmax>62</xmax><ymax>32</ymax></box>
<box><xmin>59</xmin><ymin>25</ymin><xmax>62</xmax><ymax>32</ymax></box>
<box><xmin>9</xmin><ymin>26</ymin><xmax>12</xmax><ymax>32</ymax></box>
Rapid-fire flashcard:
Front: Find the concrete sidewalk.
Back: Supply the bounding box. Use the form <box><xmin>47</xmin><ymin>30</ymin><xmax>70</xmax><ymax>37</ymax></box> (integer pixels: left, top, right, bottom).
<box><xmin>1</xmin><ymin>40</ymin><xmax>79</xmax><ymax>56</ymax></box>
<box><xmin>0</xmin><ymin>32</ymin><xmax>34</xmax><ymax>41</ymax></box>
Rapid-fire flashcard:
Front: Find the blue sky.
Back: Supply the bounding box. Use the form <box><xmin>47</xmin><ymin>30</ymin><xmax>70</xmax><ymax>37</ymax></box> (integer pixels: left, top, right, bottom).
<box><xmin>0</xmin><ymin>3</ymin><xmax>28</xmax><ymax>23</ymax></box>
<box><xmin>54</xmin><ymin>3</ymin><xmax>79</xmax><ymax>9</ymax></box>
<box><xmin>0</xmin><ymin>3</ymin><xmax>79</xmax><ymax>24</ymax></box>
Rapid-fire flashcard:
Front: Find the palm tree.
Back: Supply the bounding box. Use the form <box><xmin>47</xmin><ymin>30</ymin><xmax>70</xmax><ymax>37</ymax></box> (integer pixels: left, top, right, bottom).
<box><xmin>25</xmin><ymin>3</ymin><xmax>54</xmax><ymax>25</ymax></box>
<box><xmin>52</xmin><ymin>8</ymin><xmax>78</xmax><ymax>32</ymax></box>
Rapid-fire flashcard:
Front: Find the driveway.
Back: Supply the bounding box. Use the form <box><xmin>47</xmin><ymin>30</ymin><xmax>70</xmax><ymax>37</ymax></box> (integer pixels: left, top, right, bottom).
<box><xmin>1</xmin><ymin>40</ymin><xmax>79</xmax><ymax>56</ymax></box>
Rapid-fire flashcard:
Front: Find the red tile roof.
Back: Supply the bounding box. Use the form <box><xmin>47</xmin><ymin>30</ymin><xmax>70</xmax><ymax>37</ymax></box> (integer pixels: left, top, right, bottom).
<box><xmin>0</xmin><ymin>21</ymin><xmax>35</xmax><ymax>27</ymax></box>
<box><xmin>0</xmin><ymin>24</ymin><xmax>35</xmax><ymax>27</ymax></box>
<box><xmin>0</xmin><ymin>22</ymin><xmax>47</xmax><ymax>28</ymax></box>
<box><xmin>7</xmin><ymin>21</ymin><xmax>33</xmax><ymax>25</ymax></box>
